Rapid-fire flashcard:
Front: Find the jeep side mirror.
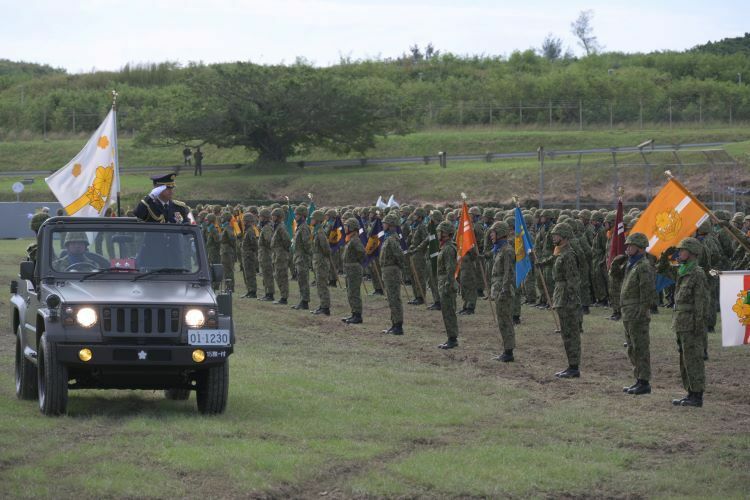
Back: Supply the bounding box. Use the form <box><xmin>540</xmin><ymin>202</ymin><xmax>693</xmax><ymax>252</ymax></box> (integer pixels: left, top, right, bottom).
<box><xmin>19</xmin><ymin>261</ymin><xmax>35</xmax><ymax>281</ymax></box>
<box><xmin>211</xmin><ymin>264</ymin><xmax>224</xmax><ymax>284</ymax></box>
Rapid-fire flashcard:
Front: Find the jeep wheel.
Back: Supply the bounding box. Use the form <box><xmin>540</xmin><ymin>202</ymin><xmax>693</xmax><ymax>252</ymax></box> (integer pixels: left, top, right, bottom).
<box><xmin>196</xmin><ymin>362</ymin><xmax>228</xmax><ymax>415</ymax></box>
<box><xmin>37</xmin><ymin>334</ymin><xmax>68</xmax><ymax>416</ymax></box>
<box><xmin>15</xmin><ymin>327</ymin><xmax>37</xmax><ymax>400</ymax></box>
<box><xmin>164</xmin><ymin>389</ymin><xmax>191</xmax><ymax>401</ymax></box>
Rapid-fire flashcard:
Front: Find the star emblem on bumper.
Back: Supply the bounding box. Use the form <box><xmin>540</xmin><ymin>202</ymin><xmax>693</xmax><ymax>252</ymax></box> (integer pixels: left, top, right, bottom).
<box><xmin>138</xmin><ymin>350</ymin><xmax>147</xmax><ymax>360</ymax></box>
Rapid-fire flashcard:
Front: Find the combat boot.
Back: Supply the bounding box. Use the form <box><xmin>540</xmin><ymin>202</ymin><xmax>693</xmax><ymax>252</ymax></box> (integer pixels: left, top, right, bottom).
<box><xmin>494</xmin><ymin>349</ymin><xmax>514</xmax><ymax>362</ymax></box>
<box><xmin>370</xmin><ymin>289</ymin><xmax>384</xmax><ymax>296</ymax></box>
<box><xmin>273</xmin><ymin>297</ymin><xmax>288</xmax><ymax>305</ymax></box>
<box><xmin>259</xmin><ymin>293</ymin><xmax>274</xmax><ymax>302</ymax></box>
<box><xmin>407</xmin><ymin>298</ymin><xmax>419</xmax><ymax>305</ymax></box>
<box><xmin>427</xmin><ymin>302</ymin><xmax>441</xmax><ymax>311</ymax></box>
<box><xmin>412</xmin><ymin>297</ymin><xmax>425</xmax><ymax>305</ymax></box>
<box><xmin>459</xmin><ymin>307</ymin><xmax>475</xmax><ymax>316</ymax></box>
<box><xmin>555</xmin><ymin>366</ymin><xmax>580</xmax><ymax>378</ymax></box>
<box><xmin>628</xmin><ymin>380</ymin><xmax>652</xmax><ymax>395</ymax></box>
<box><xmin>312</xmin><ymin>307</ymin><xmax>330</xmax><ymax>316</ymax></box>
<box><xmin>328</xmin><ymin>279</ymin><xmax>337</xmax><ymax>287</ymax></box>
<box><xmin>623</xmin><ymin>380</ymin><xmax>639</xmax><ymax>393</ymax></box>
<box><xmin>291</xmin><ymin>301</ymin><xmax>309</xmax><ymax>310</ymax></box>
<box><xmin>345</xmin><ymin>313</ymin><xmax>362</xmax><ymax>324</ymax></box>
<box><xmin>512</xmin><ymin>315</ymin><xmax>521</xmax><ymax>325</ymax></box>
<box><xmin>581</xmin><ymin>305</ymin><xmax>590</xmax><ymax>315</ymax></box>
<box><xmin>438</xmin><ymin>337</ymin><xmax>458</xmax><ymax>349</ymax></box>
<box><xmin>680</xmin><ymin>391</ymin><xmax>703</xmax><ymax>407</ymax></box>
<box><xmin>609</xmin><ymin>312</ymin><xmax>621</xmax><ymax>321</ymax></box>
<box><xmin>387</xmin><ymin>323</ymin><xmax>404</xmax><ymax>335</ymax></box>
<box><xmin>242</xmin><ymin>291</ymin><xmax>257</xmax><ymax>298</ymax></box>
<box><xmin>650</xmin><ymin>304</ymin><xmax>659</xmax><ymax>314</ymax></box>
<box><xmin>341</xmin><ymin>314</ymin><xmax>353</xmax><ymax>323</ymax></box>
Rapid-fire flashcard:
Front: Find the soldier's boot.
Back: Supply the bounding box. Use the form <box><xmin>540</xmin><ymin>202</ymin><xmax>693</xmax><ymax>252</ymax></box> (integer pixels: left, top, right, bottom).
<box><xmin>341</xmin><ymin>314</ymin><xmax>353</xmax><ymax>322</ymax></box>
<box><xmin>581</xmin><ymin>305</ymin><xmax>590</xmax><ymax>315</ymax></box>
<box><xmin>412</xmin><ymin>297</ymin><xmax>424</xmax><ymax>305</ymax></box>
<box><xmin>623</xmin><ymin>380</ymin><xmax>639</xmax><ymax>393</ymax></box>
<box><xmin>259</xmin><ymin>293</ymin><xmax>274</xmax><ymax>302</ymax></box>
<box><xmin>312</xmin><ymin>307</ymin><xmax>330</xmax><ymax>316</ymax></box>
<box><xmin>345</xmin><ymin>313</ymin><xmax>362</xmax><ymax>324</ymax></box>
<box><xmin>650</xmin><ymin>304</ymin><xmax>659</xmax><ymax>314</ymax></box>
<box><xmin>555</xmin><ymin>366</ymin><xmax>580</xmax><ymax>378</ymax></box>
<box><xmin>242</xmin><ymin>291</ymin><xmax>257</xmax><ymax>299</ymax></box>
<box><xmin>477</xmin><ymin>289</ymin><xmax>484</xmax><ymax>298</ymax></box>
<box><xmin>703</xmin><ymin>349</ymin><xmax>709</xmax><ymax>361</ymax></box>
<box><xmin>385</xmin><ymin>323</ymin><xmax>403</xmax><ymax>335</ymax></box>
<box><xmin>328</xmin><ymin>279</ymin><xmax>337</xmax><ymax>287</ymax></box>
<box><xmin>680</xmin><ymin>391</ymin><xmax>703</xmax><ymax>407</ymax></box>
<box><xmin>463</xmin><ymin>307</ymin><xmax>475</xmax><ymax>315</ymax></box>
<box><xmin>707</xmin><ymin>326</ymin><xmax>715</xmax><ymax>333</ymax></box>
<box><xmin>273</xmin><ymin>297</ymin><xmax>288</xmax><ymax>305</ymax></box>
<box><xmin>609</xmin><ymin>312</ymin><xmax>622</xmax><ymax>321</ymax></box>
<box><xmin>291</xmin><ymin>301</ymin><xmax>309</xmax><ymax>310</ymax></box>
<box><xmin>370</xmin><ymin>289</ymin><xmax>384</xmax><ymax>296</ymax></box>
<box><xmin>672</xmin><ymin>393</ymin><xmax>690</xmax><ymax>406</ymax></box>
<box><xmin>438</xmin><ymin>337</ymin><xmax>458</xmax><ymax>349</ymax></box>
<box><xmin>494</xmin><ymin>349</ymin><xmax>514</xmax><ymax>362</ymax></box>
<box><xmin>512</xmin><ymin>315</ymin><xmax>521</xmax><ymax>325</ymax></box>
<box><xmin>407</xmin><ymin>298</ymin><xmax>419</xmax><ymax>305</ymax></box>
<box><xmin>628</xmin><ymin>379</ymin><xmax>652</xmax><ymax>395</ymax></box>
<box><xmin>427</xmin><ymin>302</ymin><xmax>441</xmax><ymax>311</ymax></box>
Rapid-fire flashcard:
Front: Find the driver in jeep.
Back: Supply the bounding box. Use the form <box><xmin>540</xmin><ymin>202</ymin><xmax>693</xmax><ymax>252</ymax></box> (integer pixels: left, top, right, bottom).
<box><xmin>52</xmin><ymin>232</ymin><xmax>100</xmax><ymax>271</ymax></box>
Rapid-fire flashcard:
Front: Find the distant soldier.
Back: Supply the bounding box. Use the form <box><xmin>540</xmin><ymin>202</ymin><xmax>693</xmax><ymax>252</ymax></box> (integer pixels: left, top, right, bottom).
<box><xmin>406</xmin><ymin>207</ymin><xmax>428</xmax><ymax>306</ymax></box>
<box><xmin>342</xmin><ymin>217</ymin><xmax>365</xmax><ymax>324</ymax></box>
<box><xmin>311</xmin><ymin>209</ymin><xmax>332</xmax><ymax>315</ymax></box>
<box><xmin>489</xmin><ymin>221</ymin><xmax>516</xmax><ymax>362</ymax></box>
<box><xmin>657</xmin><ymin>238</ymin><xmax>708</xmax><ymax>408</ymax></box>
<box><xmin>258</xmin><ymin>208</ymin><xmax>276</xmax><ymax>301</ymax></box>
<box><xmin>610</xmin><ymin>232</ymin><xmax>656</xmax><ymax>395</ymax></box>
<box><xmin>182</xmin><ymin>146</ymin><xmax>192</xmax><ymax>167</ymax></box>
<box><xmin>425</xmin><ymin>209</ymin><xmax>444</xmax><ymax>311</ymax></box>
<box><xmin>219</xmin><ymin>212</ymin><xmax>238</xmax><ymax>292</ymax></box>
<box><xmin>550</xmin><ymin>223</ymin><xmax>582</xmax><ymax>379</ymax></box>
<box><xmin>27</xmin><ymin>212</ymin><xmax>50</xmax><ymax>267</ymax></box>
<box><xmin>436</xmin><ymin>220</ymin><xmax>459</xmax><ymax>349</ymax></box>
<box><xmin>590</xmin><ymin>211</ymin><xmax>609</xmax><ymax>306</ymax></box>
<box><xmin>292</xmin><ymin>205</ymin><xmax>312</xmax><ymax>311</ymax></box>
<box><xmin>271</xmin><ymin>207</ymin><xmax>291</xmax><ymax>305</ymax></box>
<box><xmin>240</xmin><ymin>212</ymin><xmax>258</xmax><ymax>298</ymax></box>
<box><xmin>459</xmin><ymin>206</ymin><xmax>483</xmax><ymax>315</ymax></box>
<box><xmin>380</xmin><ymin>212</ymin><xmax>406</xmax><ymax>335</ymax></box>
<box><xmin>205</xmin><ymin>214</ymin><xmax>221</xmax><ymax>265</ymax></box>
<box><xmin>193</xmin><ymin>147</ymin><xmax>203</xmax><ymax>176</ymax></box>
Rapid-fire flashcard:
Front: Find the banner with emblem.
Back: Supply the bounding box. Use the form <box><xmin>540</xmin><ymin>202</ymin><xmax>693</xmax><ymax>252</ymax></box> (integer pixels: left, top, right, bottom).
<box><xmin>513</xmin><ymin>207</ymin><xmax>533</xmax><ymax>287</ymax></box>
<box><xmin>719</xmin><ymin>271</ymin><xmax>750</xmax><ymax>347</ymax></box>
<box><xmin>630</xmin><ymin>177</ymin><xmax>710</xmax><ymax>257</ymax></box>
<box><xmin>455</xmin><ymin>201</ymin><xmax>477</xmax><ymax>278</ymax></box>
<box><xmin>45</xmin><ymin>108</ymin><xmax>119</xmax><ymax>217</ymax></box>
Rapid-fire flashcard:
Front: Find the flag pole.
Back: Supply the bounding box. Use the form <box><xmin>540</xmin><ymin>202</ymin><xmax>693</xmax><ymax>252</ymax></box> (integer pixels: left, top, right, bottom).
<box><xmin>462</xmin><ymin>192</ymin><xmax>497</xmax><ymax>326</ymax></box>
<box><xmin>515</xmin><ymin>196</ymin><xmax>560</xmax><ymax>332</ymax></box>
<box><xmin>111</xmin><ymin>89</ymin><xmax>121</xmax><ymax>217</ymax></box>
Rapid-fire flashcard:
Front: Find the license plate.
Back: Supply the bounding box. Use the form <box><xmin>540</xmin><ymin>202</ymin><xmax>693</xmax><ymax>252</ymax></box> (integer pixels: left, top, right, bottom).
<box><xmin>187</xmin><ymin>329</ymin><xmax>230</xmax><ymax>346</ymax></box>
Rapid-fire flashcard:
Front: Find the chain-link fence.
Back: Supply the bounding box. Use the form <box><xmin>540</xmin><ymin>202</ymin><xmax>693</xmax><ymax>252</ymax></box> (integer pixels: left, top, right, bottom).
<box><xmin>538</xmin><ymin>146</ymin><xmax>742</xmax><ymax>211</ymax></box>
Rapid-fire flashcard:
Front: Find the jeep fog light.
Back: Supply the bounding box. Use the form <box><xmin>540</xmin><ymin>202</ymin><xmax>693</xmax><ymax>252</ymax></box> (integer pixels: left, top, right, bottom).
<box><xmin>185</xmin><ymin>309</ymin><xmax>205</xmax><ymax>328</ymax></box>
<box><xmin>78</xmin><ymin>348</ymin><xmax>93</xmax><ymax>362</ymax></box>
<box><xmin>76</xmin><ymin>307</ymin><xmax>98</xmax><ymax>328</ymax></box>
<box><xmin>192</xmin><ymin>349</ymin><xmax>206</xmax><ymax>363</ymax></box>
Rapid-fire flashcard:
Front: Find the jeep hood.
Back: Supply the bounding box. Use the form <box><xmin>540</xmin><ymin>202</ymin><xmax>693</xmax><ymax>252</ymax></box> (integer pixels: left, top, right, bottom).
<box><xmin>52</xmin><ymin>281</ymin><xmax>215</xmax><ymax>306</ymax></box>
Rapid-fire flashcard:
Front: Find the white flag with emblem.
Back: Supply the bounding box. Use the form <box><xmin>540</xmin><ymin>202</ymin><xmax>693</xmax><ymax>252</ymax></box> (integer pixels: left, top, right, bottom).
<box><xmin>45</xmin><ymin>108</ymin><xmax>120</xmax><ymax>217</ymax></box>
<box><xmin>719</xmin><ymin>271</ymin><xmax>750</xmax><ymax>347</ymax></box>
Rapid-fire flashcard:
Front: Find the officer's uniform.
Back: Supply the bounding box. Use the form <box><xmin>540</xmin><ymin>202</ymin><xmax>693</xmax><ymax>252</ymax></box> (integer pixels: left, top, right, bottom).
<box><xmin>133</xmin><ymin>173</ymin><xmax>191</xmax><ymax>224</ymax></box>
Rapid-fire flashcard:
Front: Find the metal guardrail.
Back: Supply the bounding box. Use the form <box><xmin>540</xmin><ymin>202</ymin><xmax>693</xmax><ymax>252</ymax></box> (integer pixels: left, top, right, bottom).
<box><xmin>0</xmin><ymin>163</ymin><xmax>242</xmax><ymax>178</ymax></box>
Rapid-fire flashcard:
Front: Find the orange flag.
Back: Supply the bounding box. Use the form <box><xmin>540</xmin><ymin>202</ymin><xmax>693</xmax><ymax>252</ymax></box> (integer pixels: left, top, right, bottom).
<box><xmin>455</xmin><ymin>201</ymin><xmax>477</xmax><ymax>278</ymax></box>
<box><xmin>631</xmin><ymin>177</ymin><xmax>710</xmax><ymax>257</ymax></box>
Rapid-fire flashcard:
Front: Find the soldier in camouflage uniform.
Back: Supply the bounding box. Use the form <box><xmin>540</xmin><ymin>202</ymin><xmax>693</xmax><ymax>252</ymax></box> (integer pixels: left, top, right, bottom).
<box><xmin>324</xmin><ymin>208</ymin><xmax>340</xmax><ymax>286</ymax></box>
<box><xmin>205</xmin><ymin>213</ymin><xmax>222</xmax><ymax>266</ymax></box>
<box><xmin>311</xmin><ymin>209</ymin><xmax>332</xmax><ymax>315</ymax></box>
<box><xmin>406</xmin><ymin>207</ymin><xmax>429</xmax><ymax>306</ymax></box>
<box><xmin>240</xmin><ymin>212</ymin><xmax>258</xmax><ymax>298</ymax></box>
<box><xmin>590</xmin><ymin>211</ymin><xmax>609</xmax><ymax>306</ymax></box>
<box><xmin>436</xmin><ymin>220</ymin><xmax>459</xmax><ymax>349</ymax></box>
<box><xmin>258</xmin><ymin>208</ymin><xmax>275</xmax><ymax>301</ymax></box>
<box><xmin>425</xmin><ymin>209</ymin><xmax>443</xmax><ymax>310</ymax></box>
<box><xmin>271</xmin><ymin>207</ymin><xmax>291</xmax><ymax>305</ymax></box>
<box><xmin>534</xmin><ymin>209</ymin><xmax>554</xmax><ymax>308</ymax></box>
<box><xmin>610</xmin><ymin>232</ymin><xmax>656</xmax><ymax>395</ymax></box>
<box><xmin>489</xmin><ymin>221</ymin><xmax>517</xmax><ymax>362</ymax></box>
<box><xmin>219</xmin><ymin>212</ymin><xmax>238</xmax><ymax>292</ymax></box>
<box><xmin>550</xmin><ymin>223</ymin><xmax>582</xmax><ymax>379</ymax></box>
<box><xmin>695</xmin><ymin>219</ymin><xmax>721</xmax><ymax>338</ymax></box>
<box><xmin>342</xmin><ymin>218</ymin><xmax>366</xmax><ymax>324</ymax></box>
<box><xmin>380</xmin><ymin>212</ymin><xmax>406</xmax><ymax>335</ymax></box>
<box><xmin>27</xmin><ymin>212</ymin><xmax>50</xmax><ymax>267</ymax></box>
<box><xmin>459</xmin><ymin>206</ymin><xmax>483</xmax><ymax>315</ymax></box>
<box><xmin>657</xmin><ymin>237</ymin><xmax>708</xmax><ymax>408</ymax></box>
<box><xmin>292</xmin><ymin>205</ymin><xmax>312</xmax><ymax>311</ymax></box>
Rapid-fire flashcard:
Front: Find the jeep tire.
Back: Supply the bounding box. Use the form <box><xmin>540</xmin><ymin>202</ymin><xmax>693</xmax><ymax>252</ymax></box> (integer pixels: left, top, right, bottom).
<box><xmin>196</xmin><ymin>361</ymin><xmax>228</xmax><ymax>415</ymax></box>
<box><xmin>38</xmin><ymin>334</ymin><xmax>68</xmax><ymax>416</ymax></box>
<box><xmin>164</xmin><ymin>388</ymin><xmax>191</xmax><ymax>401</ymax></box>
<box><xmin>15</xmin><ymin>326</ymin><xmax>37</xmax><ymax>400</ymax></box>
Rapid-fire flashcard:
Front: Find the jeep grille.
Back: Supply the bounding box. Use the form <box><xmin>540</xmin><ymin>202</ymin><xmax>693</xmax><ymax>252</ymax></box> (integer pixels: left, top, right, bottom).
<box><xmin>101</xmin><ymin>307</ymin><xmax>181</xmax><ymax>334</ymax></box>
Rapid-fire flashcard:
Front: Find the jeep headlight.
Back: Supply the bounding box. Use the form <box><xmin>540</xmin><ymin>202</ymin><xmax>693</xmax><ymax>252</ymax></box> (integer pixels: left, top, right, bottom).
<box><xmin>185</xmin><ymin>309</ymin><xmax>206</xmax><ymax>328</ymax></box>
<box><xmin>76</xmin><ymin>307</ymin><xmax>98</xmax><ymax>328</ymax></box>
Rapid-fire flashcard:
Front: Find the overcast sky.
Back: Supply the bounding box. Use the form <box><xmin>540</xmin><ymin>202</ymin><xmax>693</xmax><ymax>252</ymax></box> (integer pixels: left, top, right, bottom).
<box><xmin>2</xmin><ymin>0</ymin><xmax>748</xmax><ymax>73</ymax></box>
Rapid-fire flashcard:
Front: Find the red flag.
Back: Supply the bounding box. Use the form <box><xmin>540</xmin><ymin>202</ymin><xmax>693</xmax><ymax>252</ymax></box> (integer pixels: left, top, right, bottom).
<box><xmin>607</xmin><ymin>199</ymin><xmax>625</xmax><ymax>269</ymax></box>
<box><xmin>455</xmin><ymin>201</ymin><xmax>477</xmax><ymax>278</ymax></box>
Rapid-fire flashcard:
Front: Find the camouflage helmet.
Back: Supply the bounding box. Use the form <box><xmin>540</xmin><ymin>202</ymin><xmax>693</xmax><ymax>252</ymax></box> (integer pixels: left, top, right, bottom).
<box><xmin>483</xmin><ymin>208</ymin><xmax>494</xmax><ymax>218</ymax></box>
<box><xmin>382</xmin><ymin>212</ymin><xmax>400</xmax><ymax>226</ymax></box>
<box><xmin>220</xmin><ymin>212</ymin><xmax>232</xmax><ymax>223</ymax></box>
<box><xmin>550</xmin><ymin>223</ymin><xmax>573</xmax><ymax>240</ymax></box>
<box><xmin>676</xmin><ymin>237</ymin><xmax>703</xmax><ymax>256</ymax></box>
<box><xmin>311</xmin><ymin>209</ymin><xmax>325</xmax><ymax>222</ymax></box>
<box><xmin>469</xmin><ymin>206</ymin><xmax>481</xmax><ymax>216</ymax></box>
<box><xmin>557</xmin><ymin>214</ymin><xmax>570</xmax><ymax>223</ymax></box>
<box><xmin>489</xmin><ymin>221</ymin><xmax>510</xmax><ymax>238</ymax></box>
<box><xmin>294</xmin><ymin>205</ymin><xmax>308</xmax><ymax>217</ymax></box>
<box><xmin>64</xmin><ymin>232</ymin><xmax>89</xmax><ymax>246</ymax></box>
<box><xmin>345</xmin><ymin>217</ymin><xmax>360</xmax><ymax>231</ymax></box>
<box><xmin>494</xmin><ymin>211</ymin><xmax>505</xmax><ymax>221</ymax></box>
<box><xmin>30</xmin><ymin>212</ymin><xmax>49</xmax><ymax>233</ymax></box>
<box><xmin>604</xmin><ymin>211</ymin><xmax>616</xmax><ymax>224</ymax></box>
<box><xmin>714</xmin><ymin>210</ymin><xmax>730</xmax><ymax>221</ymax></box>
<box><xmin>625</xmin><ymin>232</ymin><xmax>649</xmax><ymax>249</ymax></box>
<box><xmin>541</xmin><ymin>209</ymin><xmax>553</xmax><ymax>219</ymax></box>
<box><xmin>622</xmin><ymin>215</ymin><xmax>634</xmax><ymax>229</ymax></box>
<box><xmin>413</xmin><ymin>207</ymin><xmax>426</xmax><ymax>218</ymax></box>
<box><xmin>259</xmin><ymin>208</ymin><xmax>272</xmax><ymax>218</ymax></box>
<box><xmin>206</xmin><ymin>213</ymin><xmax>217</xmax><ymax>223</ymax></box>
<box><xmin>591</xmin><ymin>211</ymin><xmax>604</xmax><ymax>223</ymax></box>
<box><xmin>271</xmin><ymin>208</ymin><xmax>284</xmax><ymax>218</ymax></box>
<box><xmin>326</xmin><ymin>208</ymin><xmax>338</xmax><ymax>218</ymax></box>
<box><xmin>437</xmin><ymin>220</ymin><xmax>455</xmax><ymax>235</ymax></box>
<box><xmin>579</xmin><ymin>209</ymin><xmax>591</xmax><ymax>220</ymax></box>
<box><xmin>430</xmin><ymin>210</ymin><xmax>444</xmax><ymax>223</ymax></box>
<box><xmin>243</xmin><ymin>212</ymin><xmax>257</xmax><ymax>223</ymax></box>
<box><xmin>732</xmin><ymin>212</ymin><xmax>744</xmax><ymax>224</ymax></box>
<box><xmin>696</xmin><ymin>219</ymin><xmax>712</xmax><ymax>235</ymax></box>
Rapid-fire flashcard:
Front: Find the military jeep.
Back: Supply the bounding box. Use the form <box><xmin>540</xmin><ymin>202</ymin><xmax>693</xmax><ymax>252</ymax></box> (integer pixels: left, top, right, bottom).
<box><xmin>10</xmin><ymin>217</ymin><xmax>233</xmax><ymax>416</ymax></box>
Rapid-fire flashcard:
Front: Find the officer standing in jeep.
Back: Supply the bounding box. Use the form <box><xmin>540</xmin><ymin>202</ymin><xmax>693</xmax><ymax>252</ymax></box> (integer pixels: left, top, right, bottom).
<box><xmin>134</xmin><ymin>173</ymin><xmax>192</xmax><ymax>224</ymax></box>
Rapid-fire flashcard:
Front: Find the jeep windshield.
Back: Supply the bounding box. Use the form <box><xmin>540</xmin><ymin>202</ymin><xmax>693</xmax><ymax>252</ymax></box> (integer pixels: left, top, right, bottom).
<box><xmin>49</xmin><ymin>228</ymin><xmax>201</xmax><ymax>276</ymax></box>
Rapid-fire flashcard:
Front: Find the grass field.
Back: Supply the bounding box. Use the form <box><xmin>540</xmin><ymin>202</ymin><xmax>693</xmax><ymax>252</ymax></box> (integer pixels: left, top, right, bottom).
<box><xmin>1</xmin><ymin>238</ymin><xmax>749</xmax><ymax>498</ymax></box>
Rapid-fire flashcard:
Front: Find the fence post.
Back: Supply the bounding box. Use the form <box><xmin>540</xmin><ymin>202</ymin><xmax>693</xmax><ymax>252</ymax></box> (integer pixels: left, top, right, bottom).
<box><xmin>489</xmin><ymin>102</ymin><xmax>493</xmax><ymax>125</ymax></box>
<box><xmin>519</xmin><ymin>100</ymin><xmax>523</xmax><ymax>125</ymax></box>
<box><xmin>459</xmin><ymin>101</ymin><xmax>464</xmax><ymax>125</ymax></box>
<box><xmin>611</xmin><ymin>150</ymin><xmax>618</xmax><ymax>205</ymax></box>
<box><xmin>575</xmin><ymin>153</ymin><xmax>582</xmax><ymax>210</ymax></box>
<box><xmin>609</xmin><ymin>101</ymin><xmax>613</xmax><ymax>129</ymax></box>
<box><xmin>538</xmin><ymin>147</ymin><xmax>545</xmax><ymax>208</ymax></box>
<box><xmin>549</xmin><ymin>99</ymin><xmax>552</xmax><ymax>128</ymax></box>
<box><xmin>639</xmin><ymin>98</ymin><xmax>643</xmax><ymax>129</ymax></box>
<box><xmin>579</xmin><ymin>99</ymin><xmax>583</xmax><ymax>130</ymax></box>
<box><xmin>43</xmin><ymin>108</ymin><xmax>47</xmax><ymax>140</ymax></box>
<box><xmin>668</xmin><ymin>97</ymin><xmax>672</xmax><ymax>129</ymax></box>
<box><xmin>72</xmin><ymin>109</ymin><xmax>76</xmax><ymax>134</ymax></box>
<box><xmin>699</xmin><ymin>95</ymin><xmax>703</xmax><ymax>125</ymax></box>
<box><xmin>729</xmin><ymin>101</ymin><xmax>733</xmax><ymax>125</ymax></box>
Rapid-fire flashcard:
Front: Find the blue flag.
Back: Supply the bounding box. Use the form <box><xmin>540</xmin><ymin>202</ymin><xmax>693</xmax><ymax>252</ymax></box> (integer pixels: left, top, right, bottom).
<box><xmin>328</xmin><ymin>216</ymin><xmax>346</xmax><ymax>252</ymax></box>
<box><xmin>514</xmin><ymin>207</ymin><xmax>534</xmax><ymax>287</ymax></box>
<box><xmin>363</xmin><ymin>218</ymin><xmax>385</xmax><ymax>267</ymax></box>
<box><xmin>655</xmin><ymin>273</ymin><xmax>675</xmax><ymax>293</ymax></box>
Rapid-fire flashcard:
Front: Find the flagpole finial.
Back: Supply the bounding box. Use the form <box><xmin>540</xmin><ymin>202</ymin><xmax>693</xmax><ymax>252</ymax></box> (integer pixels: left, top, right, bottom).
<box><xmin>512</xmin><ymin>195</ymin><xmax>519</xmax><ymax>207</ymax></box>
<box><xmin>617</xmin><ymin>186</ymin><xmax>625</xmax><ymax>197</ymax></box>
<box><xmin>284</xmin><ymin>195</ymin><xmax>290</xmax><ymax>204</ymax></box>
<box><xmin>460</xmin><ymin>192</ymin><xmax>467</xmax><ymax>201</ymax></box>
<box><xmin>111</xmin><ymin>89</ymin><xmax>118</xmax><ymax>109</ymax></box>
<box><xmin>307</xmin><ymin>192</ymin><xmax>313</xmax><ymax>200</ymax></box>
<box><xmin>664</xmin><ymin>170</ymin><xmax>674</xmax><ymax>179</ymax></box>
